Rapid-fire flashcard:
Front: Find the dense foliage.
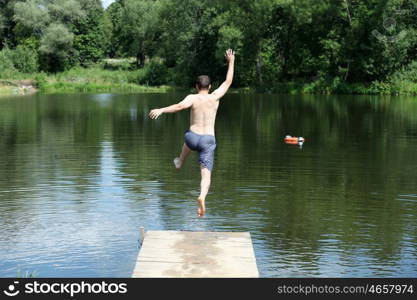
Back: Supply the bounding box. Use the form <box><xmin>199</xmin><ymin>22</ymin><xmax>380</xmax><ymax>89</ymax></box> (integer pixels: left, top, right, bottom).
<box><xmin>1</xmin><ymin>0</ymin><xmax>417</xmax><ymax>91</ymax></box>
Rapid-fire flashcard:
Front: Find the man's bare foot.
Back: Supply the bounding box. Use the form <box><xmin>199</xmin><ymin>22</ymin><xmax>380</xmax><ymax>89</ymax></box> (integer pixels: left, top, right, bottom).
<box><xmin>173</xmin><ymin>157</ymin><xmax>181</xmax><ymax>169</ymax></box>
<box><xmin>197</xmin><ymin>198</ymin><xmax>205</xmax><ymax>217</ymax></box>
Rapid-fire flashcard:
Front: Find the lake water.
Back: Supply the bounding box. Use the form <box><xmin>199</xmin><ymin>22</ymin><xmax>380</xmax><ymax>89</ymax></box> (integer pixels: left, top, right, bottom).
<box><xmin>0</xmin><ymin>93</ymin><xmax>416</xmax><ymax>277</ymax></box>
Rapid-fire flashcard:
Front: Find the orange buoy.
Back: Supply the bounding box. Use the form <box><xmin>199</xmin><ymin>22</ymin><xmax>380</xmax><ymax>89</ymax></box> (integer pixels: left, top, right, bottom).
<box><xmin>284</xmin><ymin>135</ymin><xmax>305</xmax><ymax>145</ymax></box>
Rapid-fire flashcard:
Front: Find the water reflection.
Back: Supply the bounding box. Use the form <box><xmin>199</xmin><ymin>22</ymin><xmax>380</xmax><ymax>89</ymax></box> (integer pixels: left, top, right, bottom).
<box><xmin>0</xmin><ymin>93</ymin><xmax>416</xmax><ymax>277</ymax></box>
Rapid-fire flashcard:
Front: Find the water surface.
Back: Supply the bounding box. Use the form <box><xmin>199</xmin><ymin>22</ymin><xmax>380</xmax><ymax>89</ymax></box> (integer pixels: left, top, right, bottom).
<box><xmin>0</xmin><ymin>93</ymin><xmax>416</xmax><ymax>277</ymax></box>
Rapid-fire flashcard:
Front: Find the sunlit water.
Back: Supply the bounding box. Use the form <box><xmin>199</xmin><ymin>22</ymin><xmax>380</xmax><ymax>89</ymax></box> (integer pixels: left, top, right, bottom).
<box><xmin>0</xmin><ymin>93</ymin><xmax>416</xmax><ymax>277</ymax></box>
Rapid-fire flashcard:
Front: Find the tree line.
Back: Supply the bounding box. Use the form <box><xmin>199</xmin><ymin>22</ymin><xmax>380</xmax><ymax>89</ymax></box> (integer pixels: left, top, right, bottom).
<box><xmin>1</xmin><ymin>0</ymin><xmax>417</xmax><ymax>89</ymax></box>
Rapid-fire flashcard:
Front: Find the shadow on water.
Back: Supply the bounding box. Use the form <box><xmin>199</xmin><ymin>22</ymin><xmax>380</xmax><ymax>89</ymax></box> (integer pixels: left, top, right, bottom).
<box><xmin>0</xmin><ymin>93</ymin><xmax>417</xmax><ymax>277</ymax></box>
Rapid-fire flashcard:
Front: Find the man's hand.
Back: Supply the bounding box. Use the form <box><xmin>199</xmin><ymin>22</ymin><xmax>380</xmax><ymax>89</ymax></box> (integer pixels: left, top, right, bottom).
<box><xmin>212</xmin><ymin>49</ymin><xmax>235</xmax><ymax>98</ymax></box>
<box><xmin>149</xmin><ymin>108</ymin><xmax>163</xmax><ymax>119</ymax></box>
<box><xmin>225</xmin><ymin>48</ymin><xmax>235</xmax><ymax>63</ymax></box>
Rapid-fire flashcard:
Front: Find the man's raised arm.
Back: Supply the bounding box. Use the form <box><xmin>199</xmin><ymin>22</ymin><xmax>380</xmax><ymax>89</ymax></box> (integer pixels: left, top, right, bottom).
<box><xmin>212</xmin><ymin>49</ymin><xmax>235</xmax><ymax>99</ymax></box>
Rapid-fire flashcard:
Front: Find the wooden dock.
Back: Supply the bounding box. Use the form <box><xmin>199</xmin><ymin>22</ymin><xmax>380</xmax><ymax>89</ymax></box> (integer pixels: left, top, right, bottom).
<box><xmin>132</xmin><ymin>230</ymin><xmax>259</xmax><ymax>278</ymax></box>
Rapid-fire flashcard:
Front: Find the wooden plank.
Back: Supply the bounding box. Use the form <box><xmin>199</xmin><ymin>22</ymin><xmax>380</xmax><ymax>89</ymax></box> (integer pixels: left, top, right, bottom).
<box><xmin>132</xmin><ymin>230</ymin><xmax>259</xmax><ymax>278</ymax></box>
<box><xmin>132</xmin><ymin>261</ymin><xmax>259</xmax><ymax>278</ymax></box>
<box><xmin>138</xmin><ymin>245</ymin><xmax>255</xmax><ymax>260</ymax></box>
<box><xmin>144</xmin><ymin>231</ymin><xmax>252</xmax><ymax>243</ymax></box>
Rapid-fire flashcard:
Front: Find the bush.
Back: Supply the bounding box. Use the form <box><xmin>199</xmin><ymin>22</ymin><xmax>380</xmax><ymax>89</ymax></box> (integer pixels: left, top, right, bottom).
<box><xmin>389</xmin><ymin>61</ymin><xmax>417</xmax><ymax>83</ymax></box>
<box><xmin>12</xmin><ymin>45</ymin><xmax>39</xmax><ymax>73</ymax></box>
<box><xmin>33</xmin><ymin>72</ymin><xmax>47</xmax><ymax>90</ymax></box>
<box><xmin>140</xmin><ymin>61</ymin><xmax>170</xmax><ymax>86</ymax></box>
<box><xmin>0</xmin><ymin>45</ymin><xmax>39</xmax><ymax>74</ymax></box>
<box><xmin>126</xmin><ymin>69</ymin><xmax>146</xmax><ymax>84</ymax></box>
<box><xmin>0</xmin><ymin>47</ymin><xmax>16</xmax><ymax>73</ymax></box>
<box><xmin>369</xmin><ymin>80</ymin><xmax>391</xmax><ymax>95</ymax></box>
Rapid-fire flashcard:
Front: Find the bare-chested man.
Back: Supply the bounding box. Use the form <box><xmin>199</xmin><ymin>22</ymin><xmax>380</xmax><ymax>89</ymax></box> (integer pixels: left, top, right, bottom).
<box><xmin>149</xmin><ymin>49</ymin><xmax>235</xmax><ymax>217</ymax></box>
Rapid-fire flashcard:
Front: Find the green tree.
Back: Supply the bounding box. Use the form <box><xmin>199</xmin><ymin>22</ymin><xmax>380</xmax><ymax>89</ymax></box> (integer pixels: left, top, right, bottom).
<box><xmin>13</xmin><ymin>0</ymin><xmax>50</xmax><ymax>32</ymax></box>
<box><xmin>1</xmin><ymin>0</ymin><xmax>417</xmax><ymax>89</ymax></box>
<box><xmin>11</xmin><ymin>0</ymin><xmax>109</xmax><ymax>71</ymax></box>
<box><xmin>39</xmin><ymin>23</ymin><xmax>74</xmax><ymax>71</ymax></box>
<box><xmin>119</xmin><ymin>0</ymin><xmax>161</xmax><ymax>67</ymax></box>
<box><xmin>158</xmin><ymin>0</ymin><xmax>223</xmax><ymax>85</ymax></box>
<box><xmin>73</xmin><ymin>0</ymin><xmax>110</xmax><ymax>65</ymax></box>
<box><xmin>47</xmin><ymin>0</ymin><xmax>85</xmax><ymax>23</ymax></box>
<box><xmin>12</xmin><ymin>0</ymin><xmax>82</xmax><ymax>71</ymax></box>
<box><xmin>0</xmin><ymin>10</ymin><xmax>4</xmax><ymax>40</ymax></box>
<box><xmin>105</xmin><ymin>0</ymin><xmax>124</xmax><ymax>57</ymax></box>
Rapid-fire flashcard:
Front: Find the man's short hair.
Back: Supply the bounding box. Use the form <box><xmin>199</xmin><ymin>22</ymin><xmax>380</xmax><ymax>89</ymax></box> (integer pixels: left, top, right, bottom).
<box><xmin>196</xmin><ymin>75</ymin><xmax>211</xmax><ymax>90</ymax></box>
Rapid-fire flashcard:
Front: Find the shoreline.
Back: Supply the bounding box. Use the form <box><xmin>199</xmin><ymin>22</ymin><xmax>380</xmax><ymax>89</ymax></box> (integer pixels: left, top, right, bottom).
<box><xmin>0</xmin><ymin>80</ymin><xmax>178</xmax><ymax>97</ymax></box>
<box><xmin>0</xmin><ymin>80</ymin><xmax>37</xmax><ymax>96</ymax></box>
<box><xmin>1</xmin><ymin>73</ymin><xmax>417</xmax><ymax>97</ymax></box>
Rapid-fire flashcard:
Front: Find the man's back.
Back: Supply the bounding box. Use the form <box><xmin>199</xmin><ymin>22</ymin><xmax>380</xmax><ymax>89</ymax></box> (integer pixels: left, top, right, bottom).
<box><xmin>189</xmin><ymin>94</ymin><xmax>220</xmax><ymax>136</ymax></box>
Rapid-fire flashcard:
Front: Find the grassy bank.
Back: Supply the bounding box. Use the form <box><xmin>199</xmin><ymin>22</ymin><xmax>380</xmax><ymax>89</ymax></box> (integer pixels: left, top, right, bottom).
<box><xmin>260</xmin><ymin>79</ymin><xmax>417</xmax><ymax>95</ymax></box>
<box><xmin>0</xmin><ymin>86</ymin><xmax>14</xmax><ymax>95</ymax></box>
<box><xmin>2</xmin><ymin>64</ymin><xmax>417</xmax><ymax>96</ymax></box>
<box><xmin>0</xmin><ymin>65</ymin><xmax>181</xmax><ymax>95</ymax></box>
<box><xmin>40</xmin><ymin>81</ymin><xmax>177</xmax><ymax>93</ymax></box>
<box><xmin>34</xmin><ymin>66</ymin><xmax>181</xmax><ymax>94</ymax></box>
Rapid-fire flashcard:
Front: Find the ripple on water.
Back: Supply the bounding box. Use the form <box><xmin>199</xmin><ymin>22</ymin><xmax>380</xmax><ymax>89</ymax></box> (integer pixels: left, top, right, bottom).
<box><xmin>1</xmin><ymin>94</ymin><xmax>417</xmax><ymax>277</ymax></box>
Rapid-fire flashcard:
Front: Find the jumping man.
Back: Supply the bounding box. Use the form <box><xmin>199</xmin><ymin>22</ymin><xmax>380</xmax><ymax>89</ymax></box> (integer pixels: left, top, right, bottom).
<box><xmin>149</xmin><ymin>49</ymin><xmax>235</xmax><ymax>217</ymax></box>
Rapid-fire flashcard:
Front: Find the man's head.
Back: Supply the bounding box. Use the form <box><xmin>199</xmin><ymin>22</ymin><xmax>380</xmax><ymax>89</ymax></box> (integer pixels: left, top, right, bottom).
<box><xmin>195</xmin><ymin>75</ymin><xmax>211</xmax><ymax>91</ymax></box>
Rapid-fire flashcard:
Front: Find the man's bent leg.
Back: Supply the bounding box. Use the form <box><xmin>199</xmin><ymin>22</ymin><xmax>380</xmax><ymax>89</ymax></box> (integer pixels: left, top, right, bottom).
<box><xmin>174</xmin><ymin>143</ymin><xmax>191</xmax><ymax>169</ymax></box>
<box><xmin>197</xmin><ymin>166</ymin><xmax>211</xmax><ymax>216</ymax></box>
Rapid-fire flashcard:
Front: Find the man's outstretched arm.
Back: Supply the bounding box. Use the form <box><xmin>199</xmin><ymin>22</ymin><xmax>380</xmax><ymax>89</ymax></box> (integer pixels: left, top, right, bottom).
<box><xmin>149</xmin><ymin>95</ymin><xmax>193</xmax><ymax>119</ymax></box>
<box><xmin>212</xmin><ymin>49</ymin><xmax>235</xmax><ymax>99</ymax></box>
